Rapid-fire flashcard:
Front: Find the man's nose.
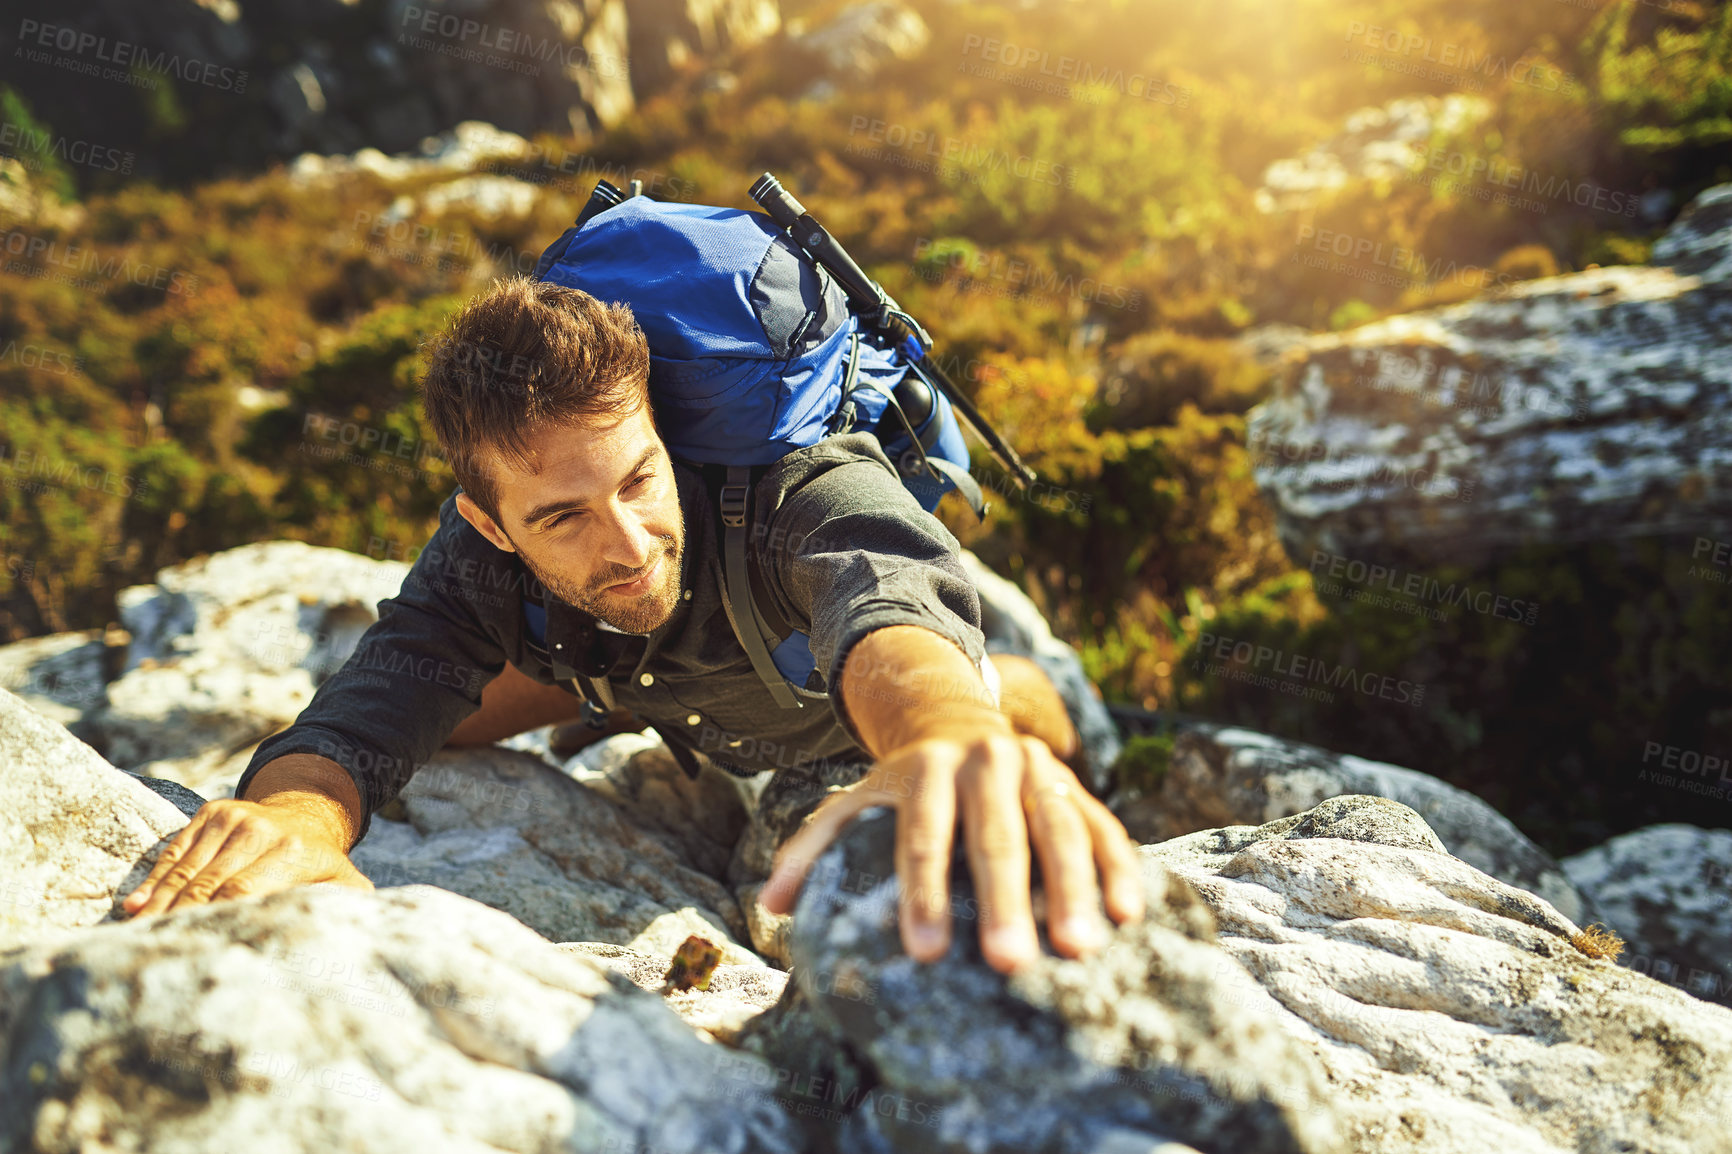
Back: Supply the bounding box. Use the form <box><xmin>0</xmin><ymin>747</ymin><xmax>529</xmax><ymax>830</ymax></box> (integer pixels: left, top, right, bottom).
<box><xmin>598</xmin><ymin>502</ymin><xmax>656</xmax><ymax>570</ymax></box>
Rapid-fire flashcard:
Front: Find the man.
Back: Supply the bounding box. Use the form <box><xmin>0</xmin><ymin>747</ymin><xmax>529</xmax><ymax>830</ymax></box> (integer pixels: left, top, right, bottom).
<box><xmin>123</xmin><ymin>278</ymin><xmax>1143</xmax><ymax>973</ymax></box>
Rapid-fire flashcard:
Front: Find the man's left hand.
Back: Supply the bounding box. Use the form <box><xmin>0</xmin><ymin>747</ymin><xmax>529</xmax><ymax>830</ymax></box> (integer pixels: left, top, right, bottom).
<box><xmin>758</xmin><ymin>724</ymin><xmax>1145</xmax><ymax>973</ymax></box>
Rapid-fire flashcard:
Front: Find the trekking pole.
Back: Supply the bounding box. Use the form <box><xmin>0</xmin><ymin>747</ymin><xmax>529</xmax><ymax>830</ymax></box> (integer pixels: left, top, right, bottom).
<box><xmin>749</xmin><ymin>173</ymin><xmax>1037</xmax><ymax>489</ymax></box>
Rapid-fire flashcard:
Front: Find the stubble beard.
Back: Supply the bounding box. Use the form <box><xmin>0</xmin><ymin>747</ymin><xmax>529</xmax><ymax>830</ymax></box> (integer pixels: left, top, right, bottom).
<box><xmin>514</xmin><ymin>531</ymin><xmax>684</xmax><ymax>635</ymax></box>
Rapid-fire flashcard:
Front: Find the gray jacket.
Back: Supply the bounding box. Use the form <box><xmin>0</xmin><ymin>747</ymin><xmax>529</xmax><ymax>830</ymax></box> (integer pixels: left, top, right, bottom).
<box><xmin>236</xmin><ymin>432</ymin><xmax>989</xmax><ymax>846</ymax></box>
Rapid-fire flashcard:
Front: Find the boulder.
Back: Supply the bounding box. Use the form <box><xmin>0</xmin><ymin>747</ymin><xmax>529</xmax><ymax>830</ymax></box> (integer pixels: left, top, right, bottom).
<box><xmin>0</xmin><ymin>687</ymin><xmax>186</xmax><ymax>952</ymax></box>
<box><xmin>0</xmin><ymin>884</ymin><xmax>805</xmax><ymax>1154</ymax></box>
<box><xmin>82</xmin><ymin>542</ymin><xmax>409</xmax><ymax>797</ymax></box>
<box><xmin>792</xmin><ymin>1</ymin><xmax>929</xmax><ymax>84</ymax></box>
<box><xmin>767</xmin><ymin>794</ymin><xmax>1732</xmax><ymax>1153</ymax></box>
<box><xmin>1563</xmin><ymin>823</ymin><xmax>1732</xmax><ymax>1006</ymax></box>
<box><xmin>1247</xmin><ymin>182</ymin><xmax>1732</xmax><ymax>566</ymax></box>
<box><xmin>352</xmin><ymin>744</ymin><xmax>763</xmax><ymax>964</ymax></box>
<box><xmin>626</xmin><ymin>0</ymin><xmax>781</xmax><ymax>91</ymax></box>
<box><xmin>1112</xmin><ymin>725</ymin><xmax>1597</xmax><ymax>927</ymax></box>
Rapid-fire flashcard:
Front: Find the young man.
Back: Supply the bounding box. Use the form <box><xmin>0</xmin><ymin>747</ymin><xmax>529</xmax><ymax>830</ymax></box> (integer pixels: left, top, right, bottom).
<box><xmin>124</xmin><ymin>278</ymin><xmax>1144</xmax><ymax>973</ymax></box>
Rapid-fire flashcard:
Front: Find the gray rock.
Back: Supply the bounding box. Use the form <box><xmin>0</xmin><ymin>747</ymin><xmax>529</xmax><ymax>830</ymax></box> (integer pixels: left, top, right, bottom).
<box><xmin>1113</xmin><ymin>725</ymin><xmax>1597</xmax><ymax>926</ymax></box>
<box><xmin>0</xmin><ymin>631</ymin><xmax>112</xmax><ymax>729</ymax></box>
<box><xmin>0</xmin><ymin>884</ymin><xmax>805</xmax><ymax>1153</ymax></box>
<box><xmin>627</xmin><ymin>0</ymin><xmax>780</xmax><ymax>92</ymax></box>
<box><xmin>0</xmin><ymin>688</ymin><xmax>186</xmax><ymax>953</ymax></box>
<box><xmin>1247</xmin><ymin>182</ymin><xmax>1732</xmax><ymax>565</ymax></box>
<box><xmin>773</xmin><ymin>792</ymin><xmax>1732</xmax><ymax>1153</ymax></box>
<box><xmin>1563</xmin><ymin>823</ymin><xmax>1732</xmax><ymax>1005</ymax></box>
<box><xmin>792</xmin><ymin>1</ymin><xmax>929</xmax><ymax>83</ymax></box>
<box><xmin>1143</xmin><ymin>795</ymin><xmax>1732</xmax><ymax>1154</ymax></box>
<box><xmin>779</xmin><ymin>806</ymin><xmax>1344</xmax><ymax>1153</ymax></box>
<box><xmin>85</xmin><ymin>542</ymin><xmax>409</xmax><ymax>795</ymax></box>
<box><xmin>352</xmin><ymin>744</ymin><xmax>764</xmax><ymax>964</ymax></box>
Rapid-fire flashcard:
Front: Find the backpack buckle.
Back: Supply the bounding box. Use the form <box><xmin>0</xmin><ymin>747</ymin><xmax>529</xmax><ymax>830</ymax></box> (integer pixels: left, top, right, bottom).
<box><xmin>720</xmin><ymin>482</ymin><xmax>748</xmax><ymax>528</ymax></box>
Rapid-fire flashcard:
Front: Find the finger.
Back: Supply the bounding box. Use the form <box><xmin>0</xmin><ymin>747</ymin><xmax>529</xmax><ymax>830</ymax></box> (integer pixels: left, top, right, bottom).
<box><xmin>895</xmin><ymin>754</ymin><xmax>958</xmax><ymax>962</ymax></box>
<box><xmin>132</xmin><ymin>811</ymin><xmax>248</xmax><ymax>917</ymax></box>
<box><xmin>124</xmin><ymin>808</ymin><xmax>212</xmax><ymax>913</ymax></box>
<box><xmin>960</xmin><ymin>742</ymin><xmax>1039</xmax><ymax>973</ymax></box>
<box><xmin>1022</xmin><ymin>756</ymin><xmax>1108</xmax><ymax>958</ymax></box>
<box><xmin>1073</xmin><ymin>791</ymin><xmax>1146</xmax><ymax>925</ymax></box>
<box><xmin>758</xmin><ymin>788</ymin><xmax>890</xmax><ymax>915</ymax></box>
<box><xmin>162</xmin><ymin>826</ymin><xmax>272</xmax><ymax>912</ymax></box>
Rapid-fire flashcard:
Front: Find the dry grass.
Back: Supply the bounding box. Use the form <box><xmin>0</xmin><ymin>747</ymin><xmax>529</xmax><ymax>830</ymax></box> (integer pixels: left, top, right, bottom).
<box><xmin>1571</xmin><ymin>923</ymin><xmax>1626</xmax><ymax>962</ymax></box>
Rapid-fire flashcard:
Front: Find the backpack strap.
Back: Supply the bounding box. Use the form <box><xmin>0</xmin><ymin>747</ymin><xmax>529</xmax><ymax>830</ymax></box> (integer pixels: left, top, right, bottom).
<box><xmin>716</xmin><ymin>464</ymin><xmax>805</xmax><ymax>711</ymax></box>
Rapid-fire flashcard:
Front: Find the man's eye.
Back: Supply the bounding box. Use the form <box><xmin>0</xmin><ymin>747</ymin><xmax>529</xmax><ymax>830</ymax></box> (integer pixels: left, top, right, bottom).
<box><xmin>627</xmin><ymin>473</ymin><xmax>653</xmax><ymax>492</ymax></box>
<box><xmin>547</xmin><ymin>512</ymin><xmax>580</xmax><ymax>529</ymax></box>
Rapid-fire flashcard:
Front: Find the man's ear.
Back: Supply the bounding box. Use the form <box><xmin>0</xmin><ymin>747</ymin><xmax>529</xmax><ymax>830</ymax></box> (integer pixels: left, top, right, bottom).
<box><xmin>456</xmin><ymin>492</ymin><xmax>517</xmax><ymax>554</ymax></box>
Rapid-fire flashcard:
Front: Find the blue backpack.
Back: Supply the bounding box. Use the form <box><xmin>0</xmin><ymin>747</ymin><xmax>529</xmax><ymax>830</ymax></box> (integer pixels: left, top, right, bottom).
<box><xmin>528</xmin><ymin>175</ymin><xmax>1030</xmax><ymax>712</ymax></box>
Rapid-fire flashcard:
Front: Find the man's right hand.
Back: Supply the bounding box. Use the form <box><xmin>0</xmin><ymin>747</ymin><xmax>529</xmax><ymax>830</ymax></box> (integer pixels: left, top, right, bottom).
<box><xmin>123</xmin><ymin>754</ymin><xmax>373</xmax><ymax>917</ymax></box>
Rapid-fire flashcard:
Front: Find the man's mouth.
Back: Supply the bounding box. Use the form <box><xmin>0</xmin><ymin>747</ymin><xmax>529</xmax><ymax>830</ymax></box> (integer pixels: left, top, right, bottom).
<box><xmin>606</xmin><ymin>554</ymin><xmax>661</xmax><ymax>595</ymax></box>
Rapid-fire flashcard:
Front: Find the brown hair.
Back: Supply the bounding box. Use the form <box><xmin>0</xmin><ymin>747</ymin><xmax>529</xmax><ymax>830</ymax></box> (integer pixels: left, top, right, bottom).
<box><xmin>420</xmin><ymin>276</ymin><xmax>651</xmax><ymax>523</ymax></box>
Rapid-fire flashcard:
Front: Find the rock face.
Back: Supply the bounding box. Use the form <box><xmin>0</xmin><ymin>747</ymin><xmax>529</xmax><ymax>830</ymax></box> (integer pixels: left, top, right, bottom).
<box><xmin>4</xmin><ymin>0</ymin><xmax>779</xmax><ymax>181</ymax></box>
<box><xmin>1247</xmin><ymin>182</ymin><xmax>1732</xmax><ymax>565</ymax></box>
<box><xmin>0</xmin><ymin>688</ymin><xmax>186</xmax><ymax>952</ymax></box>
<box><xmin>792</xmin><ymin>1</ymin><xmax>930</xmax><ymax>83</ymax></box>
<box><xmin>83</xmin><ymin>542</ymin><xmax>410</xmax><ymax>797</ymax></box>
<box><xmin>1564</xmin><ymin>823</ymin><xmax>1732</xmax><ymax>1006</ymax></box>
<box><xmin>1112</xmin><ymin>725</ymin><xmax>1597</xmax><ymax>927</ymax></box>
<box><xmin>0</xmin><ymin>884</ymin><xmax>804</xmax><ymax>1154</ymax></box>
<box><xmin>770</xmin><ymin>794</ymin><xmax>1732</xmax><ymax>1153</ymax></box>
<box><xmin>352</xmin><ymin>743</ymin><xmax>764</xmax><ymax>964</ymax></box>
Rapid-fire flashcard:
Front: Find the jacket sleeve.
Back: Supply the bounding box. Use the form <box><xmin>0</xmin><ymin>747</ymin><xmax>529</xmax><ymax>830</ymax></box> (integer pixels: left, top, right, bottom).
<box><xmin>234</xmin><ymin>496</ymin><xmax>513</xmax><ymax>847</ymax></box>
<box><xmin>753</xmin><ymin>436</ymin><xmax>988</xmax><ymax>751</ymax></box>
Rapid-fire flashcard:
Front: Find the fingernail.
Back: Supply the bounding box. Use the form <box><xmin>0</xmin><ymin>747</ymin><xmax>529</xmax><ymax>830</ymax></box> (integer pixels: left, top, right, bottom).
<box><xmin>1063</xmin><ymin>916</ymin><xmax>1107</xmax><ymax>951</ymax></box>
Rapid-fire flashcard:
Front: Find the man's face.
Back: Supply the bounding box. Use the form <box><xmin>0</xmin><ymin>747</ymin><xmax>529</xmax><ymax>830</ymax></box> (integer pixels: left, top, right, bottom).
<box><xmin>456</xmin><ymin>401</ymin><xmax>685</xmax><ymax>635</ymax></box>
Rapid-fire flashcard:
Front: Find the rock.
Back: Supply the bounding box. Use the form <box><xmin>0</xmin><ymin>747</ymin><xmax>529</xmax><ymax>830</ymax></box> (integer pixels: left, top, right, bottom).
<box><xmin>0</xmin><ymin>885</ymin><xmax>805</xmax><ymax>1153</ymax></box>
<box><xmin>0</xmin><ymin>630</ymin><xmax>111</xmax><ymax>729</ymax></box>
<box><xmin>83</xmin><ymin>542</ymin><xmax>408</xmax><ymax>796</ymax></box>
<box><xmin>1254</xmin><ymin>95</ymin><xmax>1493</xmax><ymax>214</ymax></box>
<box><xmin>1144</xmin><ymin>795</ymin><xmax>1732</xmax><ymax>1154</ymax></box>
<box><xmin>3</xmin><ymin>0</ymin><xmax>778</xmax><ymax>183</ymax></box>
<box><xmin>774</xmin><ymin>793</ymin><xmax>1732</xmax><ymax>1153</ymax></box>
<box><xmin>958</xmin><ymin>548</ymin><xmax>1123</xmax><ymax>792</ymax></box>
<box><xmin>287</xmin><ymin>120</ymin><xmax>536</xmax><ymax>186</ymax></box>
<box><xmin>0</xmin><ymin>688</ymin><xmax>186</xmax><ymax>952</ymax></box>
<box><xmin>626</xmin><ymin>0</ymin><xmax>780</xmax><ymax>92</ymax></box>
<box><xmin>351</xmin><ymin>744</ymin><xmax>763</xmax><ymax>964</ymax></box>
<box><xmin>1563</xmin><ymin>824</ymin><xmax>1732</xmax><ymax>1005</ymax></box>
<box><xmin>1247</xmin><ymin>182</ymin><xmax>1732</xmax><ymax>566</ymax></box>
<box><xmin>1113</xmin><ymin>725</ymin><xmax>1596</xmax><ymax>927</ymax></box>
<box><xmin>777</xmin><ymin>805</ymin><xmax>1344</xmax><ymax>1153</ymax></box>
<box><xmin>792</xmin><ymin>1</ymin><xmax>929</xmax><ymax>83</ymax></box>
<box><xmin>557</xmin><ymin>941</ymin><xmax>789</xmax><ymax>1043</ymax></box>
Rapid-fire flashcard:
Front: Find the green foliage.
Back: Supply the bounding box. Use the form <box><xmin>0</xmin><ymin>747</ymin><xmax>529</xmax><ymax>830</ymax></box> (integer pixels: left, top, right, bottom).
<box><xmin>1588</xmin><ymin>0</ymin><xmax>1732</xmax><ymax>151</ymax></box>
<box><xmin>0</xmin><ymin>87</ymin><xmax>76</xmax><ymax>202</ymax></box>
<box><xmin>1111</xmin><ymin>733</ymin><xmax>1175</xmax><ymax>794</ymax></box>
